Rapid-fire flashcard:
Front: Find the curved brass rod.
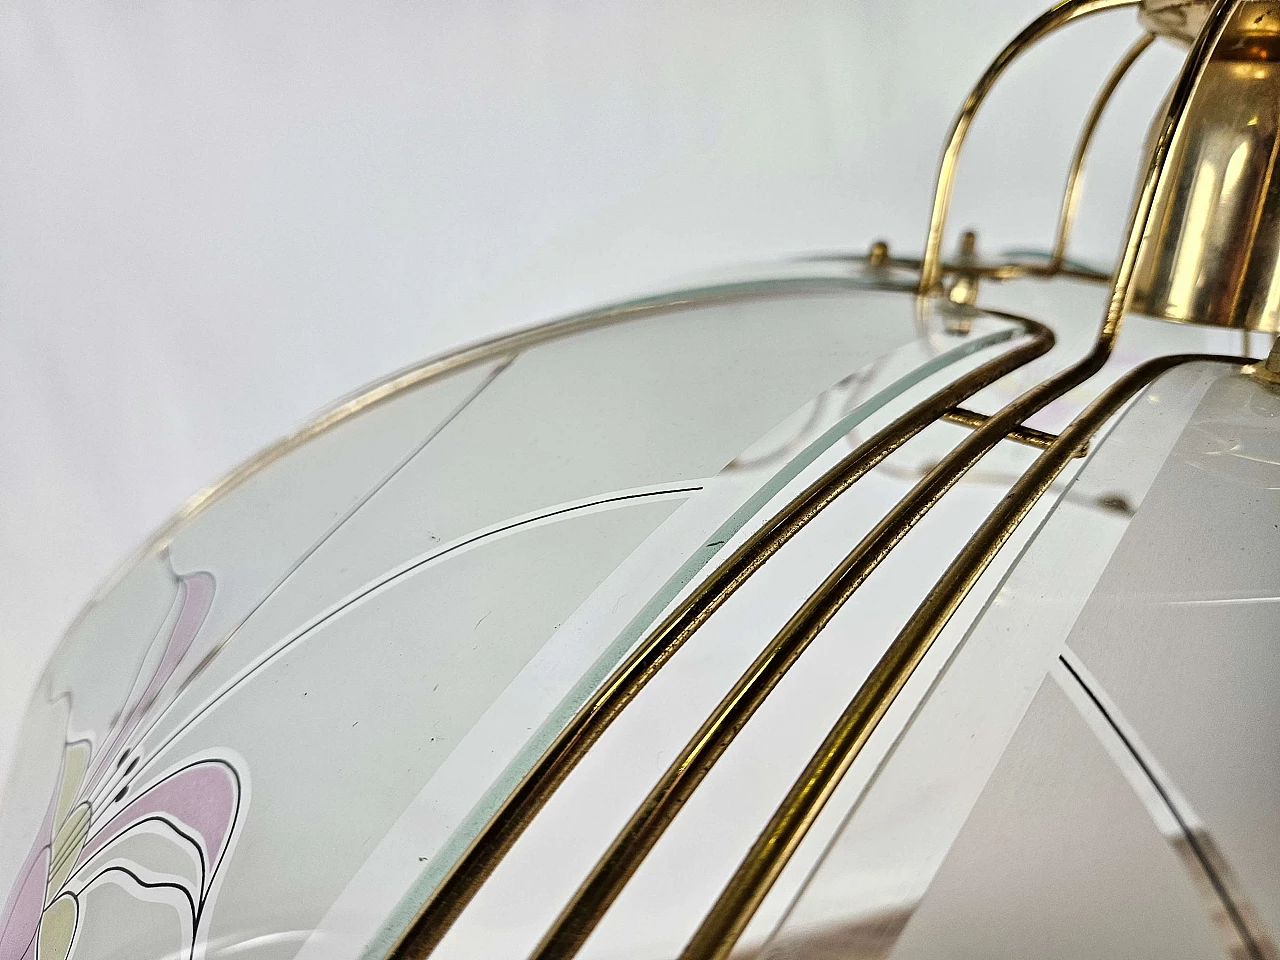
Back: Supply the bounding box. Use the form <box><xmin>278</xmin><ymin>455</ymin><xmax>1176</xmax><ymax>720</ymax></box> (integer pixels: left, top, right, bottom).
<box><xmin>1048</xmin><ymin>31</ymin><xmax>1156</xmax><ymax>272</ymax></box>
<box><xmin>529</xmin><ymin>0</ymin><xmax>1221</xmax><ymax>935</ymax></box>
<box><xmin>684</xmin><ymin>351</ymin><xmax>1249</xmax><ymax>956</ymax></box>
<box><xmin>940</xmin><ymin>406</ymin><xmax>1072</xmax><ymax>451</ymax></box>
<box><xmin>806</xmin><ymin>250</ymin><xmax>1114</xmax><ymax>284</ymax></box>
<box><xmin>407</xmin><ymin>0</ymin><xmax>1224</xmax><ymax>950</ymax></box>
<box><xmin>532</xmin><ymin>0</ymin><xmax>1222</xmax><ymax>935</ymax></box>
<box><xmin>918</xmin><ymin>0</ymin><xmax>1140</xmax><ymax>296</ymax></box>
<box><xmin>534</xmin><ymin>342</ymin><xmax>1107</xmax><ymax>960</ymax></box>
<box><xmin>682</xmin><ymin>3</ymin><xmax>1239</xmax><ymax>952</ymax></box>
<box><xmin>55</xmin><ymin>274</ymin><xmax>882</xmax><ymax>658</ymax></box>
<box><xmin>384</xmin><ymin>314</ymin><xmax>1054</xmax><ymax>960</ymax></box>
<box><xmin>680</xmin><ymin>354</ymin><xmax>1246</xmax><ymax>960</ymax></box>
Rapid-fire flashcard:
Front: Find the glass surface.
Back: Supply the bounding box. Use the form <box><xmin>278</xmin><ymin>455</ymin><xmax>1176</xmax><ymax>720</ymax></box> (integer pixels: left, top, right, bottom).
<box><xmin>427</xmin><ymin>343</ymin><xmax>1039</xmax><ymax>960</ymax></box>
<box><xmin>877</xmin><ymin>682</ymin><xmax>1226</xmax><ymax>960</ymax></box>
<box><xmin>0</xmin><ymin>277</ymin><xmax>1021</xmax><ymax>960</ymax></box>
<box><xmin>763</xmin><ymin>361</ymin><xmax>1277</xmax><ymax>960</ymax></box>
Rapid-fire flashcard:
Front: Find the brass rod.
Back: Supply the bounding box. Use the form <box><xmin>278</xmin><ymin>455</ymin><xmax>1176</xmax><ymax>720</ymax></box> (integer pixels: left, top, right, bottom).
<box><xmin>680</xmin><ymin>353</ymin><xmax>1245</xmax><ymax>960</ymax></box>
<box><xmin>941</xmin><ymin>406</ymin><xmax>1076</xmax><ymax>452</ymax></box>
<box><xmin>918</xmin><ymin>0</ymin><xmax>1139</xmax><ymax>297</ymax></box>
<box><xmin>837</xmin><ymin>251</ymin><xmax>1113</xmax><ymax>284</ymax></box>
<box><xmin>529</xmin><ymin>343</ymin><xmax>1110</xmax><ymax>960</ymax></box>
<box><xmin>401</xmin><ymin>0</ymin><xmax>1227</xmax><ymax>951</ymax></box>
<box><xmin>1048</xmin><ymin>32</ymin><xmax>1156</xmax><ymax>272</ymax></box>
<box><xmin>384</xmin><ymin>316</ymin><xmax>1054</xmax><ymax>960</ymax></box>
<box><xmin>533</xmin><ymin>11</ymin><xmax>1211</xmax><ymax>925</ymax></box>
<box><xmin>683</xmin><ymin>6</ymin><xmax>1240</xmax><ymax>951</ymax></box>
<box><xmin>531</xmin><ymin>1</ymin><xmax>1222</xmax><ymax>923</ymax></box>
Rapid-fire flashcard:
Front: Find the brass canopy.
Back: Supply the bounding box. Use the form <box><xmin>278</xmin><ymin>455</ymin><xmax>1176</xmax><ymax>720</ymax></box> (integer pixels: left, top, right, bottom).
<box><xmin>1130</xmin><ymin>0</ymin><xmax>1280</xmax><ymax>332</ymax></box>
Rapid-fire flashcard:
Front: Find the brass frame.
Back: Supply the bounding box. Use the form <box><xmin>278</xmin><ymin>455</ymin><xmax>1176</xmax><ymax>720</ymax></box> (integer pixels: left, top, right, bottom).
<box><xmin>676</xmin><ymin>4</ymin><xmax>1245</xmax><ymax>955</ymax></box>
<box><xmin>529</xmin><ymin>331</ymin><xmax>1095</xmax><ymax>960</ymax></box>
<box><xmin>51</xmin><ymin>274</ymin><xmax>917</xmax><ymax>659</ymax></box>
<box><xmin>344</xmin><ymin>1</ymin><xmax>1274</xmax><ymax>957</ymax></box>
<box><xmin>940</xmin><ymin>406</ymin><xmax>1080</xmax><ymax>452</ymax></box>
<box><xmin>386</xmin><ymin>311</ymin><xmax>1054</xmax><ymax>959</ymax></box>
<box><xmin>918</xmin><ymin>0</ymin><xmax>1141</xmax><ymax>296</ymax></box>
<box><xmin>27</xmin><ymin>0</ymin><xmax>1267</xmax><ymax>957</ymax></box>
<box><xmin>519</xmin><ymin>2</ymin><xmax>1235</xmax><ymax>956</ymax></box>
<box><xmin>680</xmin><ymin>353</ymin><xmax>1244</xmax><ymax>960</ymax></box>
<box><xmin>1048</xmin><ymin>31</ymin><xmax>1156</xmax><ymax>272</ymax></box>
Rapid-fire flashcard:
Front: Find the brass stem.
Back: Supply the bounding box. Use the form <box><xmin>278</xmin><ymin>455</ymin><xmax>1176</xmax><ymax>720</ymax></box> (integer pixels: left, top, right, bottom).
<box><xmin>918</xmin><ymin>0</ymin><xmax>1139</xmax><ymax>297</ymax></box>
<box><xmin>681</xmin><ymin>353</ymin><xmax>1246</xmax><ymax>960</ymax></box>
<box><xmin>1048</xmin><ymin>32</ymin><xmax>1156</xmax><ymax>272</ymax></box>
<box><xmin>385</xmin><ymin>315</ymin><xmax>1054</xmax><ymax>960</ymax></box>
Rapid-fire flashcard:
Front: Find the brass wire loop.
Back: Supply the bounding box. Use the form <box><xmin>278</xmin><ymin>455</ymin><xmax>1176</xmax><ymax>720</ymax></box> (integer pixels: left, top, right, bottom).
<box><xmin>918</xmin><ymin>0</ymin><xmax>1140</xmax><ymax>297</ymax></box>
<box><xmin>1048</xmin><ymin>31</ymin><xmax>1156</xmax><ymax>272</ymax></box>
<box><xmin>385</xmin><ymin>311</ymin><xmax>1054</xmax><ymax>960</ymax></box>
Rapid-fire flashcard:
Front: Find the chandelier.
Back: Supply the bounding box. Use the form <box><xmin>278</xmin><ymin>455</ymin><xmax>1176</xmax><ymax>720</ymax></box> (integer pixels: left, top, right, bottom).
<box><xmin>2</xmin><ymin>1</ymin><xmax>1277</xmax><ymax>958</ymax></box>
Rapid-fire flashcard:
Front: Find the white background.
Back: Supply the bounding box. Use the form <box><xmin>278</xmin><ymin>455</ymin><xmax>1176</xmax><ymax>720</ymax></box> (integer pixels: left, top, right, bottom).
<box><xmin>0</xmin><ymin>1</ymin><xmax>1183</xmax><ymax>782</ymax></box>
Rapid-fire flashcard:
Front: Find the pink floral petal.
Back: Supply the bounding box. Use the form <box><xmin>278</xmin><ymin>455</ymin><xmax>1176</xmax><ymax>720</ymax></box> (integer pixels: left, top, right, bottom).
<box><xmin>0</xmin><ymin>774</ymin><xmax>59</xmax><ymax>960</ymax></box>
<box><xmin>0</xmin><ymin>849</ymin><xmax>47</xmax><ymax>960</ymax></box>
<box><xmin>73</xmin><ymin>761</ymin><xmax>238</xmax><ymax>892</ymax></box>
<box><xmin>84</xmin><ymin>572</ymin><xmax>215</xmax><ymax>796</ymax></box>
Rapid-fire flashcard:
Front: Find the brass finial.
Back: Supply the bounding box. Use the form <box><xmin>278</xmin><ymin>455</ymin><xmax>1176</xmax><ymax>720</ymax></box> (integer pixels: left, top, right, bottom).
<box><xmin>946</xmin><ymin>230</ymin><xmax>981</xmax><ymax>312</ymax></box>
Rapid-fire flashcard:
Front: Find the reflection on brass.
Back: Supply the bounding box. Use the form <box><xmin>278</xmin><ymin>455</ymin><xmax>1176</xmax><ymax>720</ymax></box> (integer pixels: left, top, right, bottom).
<box><xmin>1141</xmin><ymin>0</ymin><xmax>1215</xmax><ymax>43</ymax></box>
<box><xmin>386</xmin><ymin>314</ymin><xmax>1054</xmax><ymax>960</ymax></box>
<box><xmin>1051</xmin><ymin>32</ymin><xmax>1157</xmax><ymax>271</ymax></box>
<box><xmin>941</xmin><ymin>405</ymin><xmax>1090</xmax><ymax>455</ymax></box>
<box><xmin>1130</xmin><ymin>2</ymin><xmax>1280</xmax><ymax>331</ymax></box>
<box><xmin>919</xmin><ymin>0</ymin><xmax>1140</xmax><ymax>296</ymax></box>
